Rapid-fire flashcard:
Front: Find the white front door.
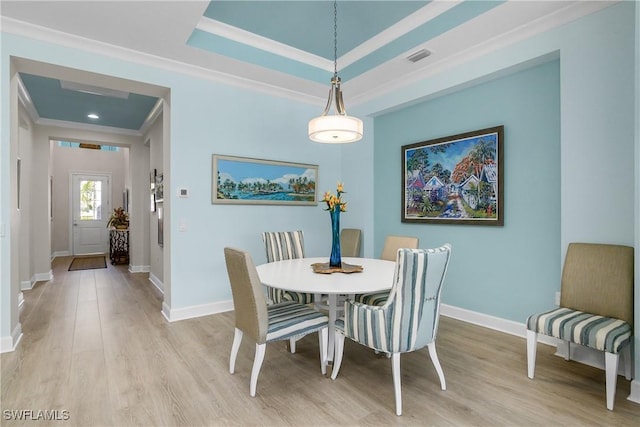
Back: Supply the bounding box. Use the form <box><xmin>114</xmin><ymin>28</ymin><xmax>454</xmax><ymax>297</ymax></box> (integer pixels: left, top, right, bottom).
<box><xmin>71</xmin><ymin>173</ymin><xmax>110</xmax><ymax>255</ymax></box>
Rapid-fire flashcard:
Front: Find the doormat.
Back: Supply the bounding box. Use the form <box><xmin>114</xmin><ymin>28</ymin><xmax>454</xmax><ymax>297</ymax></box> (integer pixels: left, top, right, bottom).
<box><xmin>68</xmin><ymin>256</ymin><xmax>107</xmax><ymax>271</ymax></box>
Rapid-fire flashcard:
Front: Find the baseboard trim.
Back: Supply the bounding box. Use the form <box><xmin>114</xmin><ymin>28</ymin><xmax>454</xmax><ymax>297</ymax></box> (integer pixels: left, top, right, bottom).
<box><xmin>149</xmin><ymin>273</ymin><xmax>164</xmax><ymax>294</ymax></box>
<box><xmin>18</xmin><ymin>291</ymin><xmax>24</xmax><ymax>308</ymax></box>
<box><xmin>34</xmin><ymin>271</ymin><xmax>53</xmax><ymax>283</ymax></box>
<box><xmin>52</xmin><ymin>251</ymin><xmax>70</xmax><ymax>260</ymax></box>
<box><xmin>20</xmin><ymin>280</ymin><xmax>32</xmax><ymax>291</ymax></box>
<box><xmin>441</xmin><ymin>303</ymin><xmax>637</xmax><ymax>397</ymax></box>
<box><xmin>162</xmin><ymin>300</ymin><xmax>234</xmax><ymax>322</ymax></box>
<box><xmin>440</xmin><ymin>303</ymin><xmax>557</xmax><ymax>346</ymax></box>
<box><xmin>0</xmin><ymin>323</ymin><xmax>23</xmax><ymax>353</ymax></box>
<box><xmin>128</xmin><ymin>265</ymin><xmax>150</xmax><ymax>273</ymax></box>
<box><xmin>629</xmin><ymin>380</ymin><xmax>640</xmax><ymax>404</ymax></box>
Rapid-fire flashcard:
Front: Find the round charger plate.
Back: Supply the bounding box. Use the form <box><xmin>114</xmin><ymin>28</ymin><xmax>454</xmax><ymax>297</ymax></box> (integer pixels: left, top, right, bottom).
<box><xmin>310</xmin><ymin>262</ymin><xmax>363</xmax><ymax>274</ymax></box>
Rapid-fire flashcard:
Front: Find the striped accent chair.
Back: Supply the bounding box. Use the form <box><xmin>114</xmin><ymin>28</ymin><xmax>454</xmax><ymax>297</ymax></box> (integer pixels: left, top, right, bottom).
<box><xmin>224</xmin><ymin>247</ymin><xmax>328</xmax><ymax>397</ymax></box>
<box><xmin>262</xmin><ymin>231</ymin><xmax>314</xmax><ymax>305</ymax></box>
<box><xmin>353</xmin><ymin>235</ymin><xmax>419</xmax><ymax>307</ymax></box>
<box><xmin>331</xmin><ymin>245</ymin><xmax>452</xmax><ymax>416</ymax></box>
<box><xmin>526</xmin><ymin>243</ymin><xmax>634</xmax><ymax>410</ymax></box>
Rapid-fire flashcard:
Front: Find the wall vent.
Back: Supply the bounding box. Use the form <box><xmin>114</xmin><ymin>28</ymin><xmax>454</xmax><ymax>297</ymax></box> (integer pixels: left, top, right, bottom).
<box><xmin>406</xmin><ymin>49</ymin><xmax>431</xmax><ymax>63</ymax></box>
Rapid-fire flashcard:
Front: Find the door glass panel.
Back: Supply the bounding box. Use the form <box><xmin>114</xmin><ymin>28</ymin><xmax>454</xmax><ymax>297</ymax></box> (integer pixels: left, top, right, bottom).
<box><xmin>80</xmin><ymin>180</ymin><xmax>103</xmax><ymax>220</ymax></box>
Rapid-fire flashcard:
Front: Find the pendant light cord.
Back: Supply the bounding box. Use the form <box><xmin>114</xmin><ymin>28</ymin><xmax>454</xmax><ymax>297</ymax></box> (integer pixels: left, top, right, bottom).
<box><xmin>333</xmin><ymin>0</ymin><xmax>338</xmax><ymax>79</ymax></box>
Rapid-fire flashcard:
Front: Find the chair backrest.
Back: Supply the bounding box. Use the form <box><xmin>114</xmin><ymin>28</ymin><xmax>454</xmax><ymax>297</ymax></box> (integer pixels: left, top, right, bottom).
<box><xmin>340</xmin><ymin>228</ymin><xmax>361</xmax><ymax>257</ymax></box>
<box><xmin>384</xmin><ymin>245</ymin><xmax>452</xmax><ymax>352</ymax></box>
<box><xmin>224</xmin><ymin>247</ymin><xmax>268</xmax><ymax>343</ymax></box>
<box><xmin>262</xmin><ymin>231</ymin><xmax>305</xmax><ymax>262</ymax></box>
<box><xmin>560</xmin><ymin>242</ymin><xmax>634</xmax><ymax>324</ymax></box>
<box><xmin>380</xmin><ymin>235</ymin><xmax>419</xmax><ymax>261</ymax></box>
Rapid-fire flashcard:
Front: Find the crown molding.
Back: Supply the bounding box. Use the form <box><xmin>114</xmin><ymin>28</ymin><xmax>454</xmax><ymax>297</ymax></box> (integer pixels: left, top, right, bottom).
<box><xmin>36</xmin><ymin>118</ymin><xmax>143</xmax><ymax>137</ymax></box>
<box><xmin>350</xmin><ymin>0</ymin><xmax>617</xmax><ymax>112</ymax></box>
<box><xmin>138</xmin><ymin>98</ymin><xmax>164</xmax><ymax>136</ymax></box>
<box><xmin>340</xmin><ymin>0</ymin><xmax>460</xmax><ymax>69</ymax></box>
<box><xmin>16</xmin><ymin>74</ymin><xmax>40</xmax><ymax>123</ymax></box>
<box><xmin>196</xmin><ymin>16</ymin><xmax>332</xmax><ymax>71</ymax></box>
<box><xmin>1</xmin><ymin>16</ymin><xmax>319</xmax><ymax>106</ymax></box>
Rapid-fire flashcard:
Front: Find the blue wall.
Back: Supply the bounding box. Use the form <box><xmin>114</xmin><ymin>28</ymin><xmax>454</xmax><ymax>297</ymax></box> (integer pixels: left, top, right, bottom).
<box><xmin>374</xmin><ymin>61</ymin><xmax>561</xmax><ymax>322</ymax></box>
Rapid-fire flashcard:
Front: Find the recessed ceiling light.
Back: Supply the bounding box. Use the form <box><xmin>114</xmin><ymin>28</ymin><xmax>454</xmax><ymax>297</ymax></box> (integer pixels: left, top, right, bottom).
<box><xmin>87</xmin><ymin>113</ymin><xmax>99</xmax><ymax>119</ymax></box>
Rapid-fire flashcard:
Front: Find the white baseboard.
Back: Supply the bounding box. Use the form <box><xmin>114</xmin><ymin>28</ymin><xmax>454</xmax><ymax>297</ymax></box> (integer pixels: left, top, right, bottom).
<box><xmin>128</xmin><ymin>265</ymin><xmax>150</xmax><ymax>273</ymax></box>
<box><xmin>21</xmin><ymin>270</ymin><xmax>53</xmax><ymax>291</ymax></box>
<box><xmin>440</xmin><ymin>303</ymin><xmax>637</xmax><ymax>401</ymax></box>
<box><xmin>149</xmin><ymin>273</ymin><xmax>163</xmax><ymax>294</ymax></box>
<box><xmin>34</xmin><ymin>270</ymin><xmax>53</xmax><ymax>283</ymax></box>
<box><xmin>51</xmin><ymin>251</ymin><xmax>70</xmax><ymax>260</ymax></box>
<box><xmin>162</xmin><ymin>299</ymin><xmax>234</xmax><ymax>322</ymax></box>
<box><xmin>0</xmin><ymin>323</ymin><xmax>23</xmax><ymax>353</ymax></box>
<box><xmin>629</xmin><ymin>380</ymin><xmax>640</xmax><ymax>404</ymax></box>
<box><xmin>440</xmin><ymin>303</ymin><xmax>557</xmax><ymax>346</ymax></box>
<box><xmin>18</xmin><ymin>291</ymin><xmax>24</xmax><ymax>308</ymax></box>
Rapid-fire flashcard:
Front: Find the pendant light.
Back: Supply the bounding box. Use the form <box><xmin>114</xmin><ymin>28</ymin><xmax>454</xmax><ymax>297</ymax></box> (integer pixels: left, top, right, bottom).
<box><xmin>308</xmin><ymin>1</ymin><xmax>363</xmax><ymax>143</ymax></box>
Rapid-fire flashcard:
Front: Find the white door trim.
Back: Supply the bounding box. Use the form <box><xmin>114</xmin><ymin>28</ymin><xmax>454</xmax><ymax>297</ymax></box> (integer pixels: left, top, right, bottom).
<box><xmin>69</xmin><ymin>171</ymin><xmax>112</xmax><ymax>255</ymax></box>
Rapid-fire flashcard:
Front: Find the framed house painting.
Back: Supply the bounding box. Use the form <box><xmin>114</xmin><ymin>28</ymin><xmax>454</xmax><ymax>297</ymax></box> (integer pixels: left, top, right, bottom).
<box><xmin>212</xmin><ymin>154</ymin><xmax>318</xmax><ymax>206</ymax></box>
<box><xmin>402</xmin><ymin>126</ymin><xmax>504</xmax><ymax>225</ymax></box>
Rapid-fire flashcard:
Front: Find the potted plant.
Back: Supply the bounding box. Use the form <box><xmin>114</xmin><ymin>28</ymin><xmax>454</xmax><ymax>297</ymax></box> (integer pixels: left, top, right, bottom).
<box><xmin>107</xmin><ymin>207</ymin><xmax>129</xmax><ymax>229</ymax></box>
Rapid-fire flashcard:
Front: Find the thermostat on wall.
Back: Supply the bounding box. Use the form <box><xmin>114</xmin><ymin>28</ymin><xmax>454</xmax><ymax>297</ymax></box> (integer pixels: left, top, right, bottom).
<box><xmin>177</xmin><ymin>188</ymin><xmax>189</xmax><ymax>198</ymax></box>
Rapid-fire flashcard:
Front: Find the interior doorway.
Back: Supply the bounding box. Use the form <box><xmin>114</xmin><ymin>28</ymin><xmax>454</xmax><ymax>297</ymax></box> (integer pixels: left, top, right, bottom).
<box><xmin>71</xmin><ymin>173</ymin><xmax>110</xmax><ymax>255</ymax></box>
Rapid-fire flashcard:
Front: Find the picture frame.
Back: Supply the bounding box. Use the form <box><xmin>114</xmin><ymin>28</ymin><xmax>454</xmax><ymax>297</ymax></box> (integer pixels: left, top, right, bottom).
<box><xmin>157</xmin><ymin>204</ymin><xmax>164</xmax><ymax>247</ymax></box>
<box><xmin>212</xmin><ymin>154</ymin><xmax>319</xmax><ymax>205</ymax></box>
<box><xmin>402</xmin><ymin>125</ymin><xmax>504</xmax><ymax>225</ymax></box>
<box><xmin>155</xmin><ymin>173</ymin><xmax>164</xmax><ymax>203</ymax></box>
<box><xmin>150</xmin><ymin>169</ymin><xmax>156</xmax><ymax>212</ymax></box>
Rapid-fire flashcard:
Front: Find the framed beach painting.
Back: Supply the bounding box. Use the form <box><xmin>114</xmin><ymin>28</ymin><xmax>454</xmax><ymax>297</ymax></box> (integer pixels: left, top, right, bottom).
<box><xmin>402</xmin><ymin>125</ymin><xmax>504</xmax><ymax>226</ymax></box>
<box><xmin>212</xmin><ymin>154</ymin><xmax>318</xmax><ymax>205</ymax></box>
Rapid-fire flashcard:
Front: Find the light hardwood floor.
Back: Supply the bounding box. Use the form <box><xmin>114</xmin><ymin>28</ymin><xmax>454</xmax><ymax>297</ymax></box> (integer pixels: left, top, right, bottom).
<box><xmin>1</xmin><ymin>256</ymin><xmax>638</xmax><ymax>426</ymax></box>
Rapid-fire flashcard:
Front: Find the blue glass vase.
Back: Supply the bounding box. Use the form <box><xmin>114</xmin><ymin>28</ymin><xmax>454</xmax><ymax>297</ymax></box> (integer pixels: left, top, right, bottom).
<box><xmin>329</xmin><ymin>209</ymin><xmax>342</xmax><ymax>268</ymax></box>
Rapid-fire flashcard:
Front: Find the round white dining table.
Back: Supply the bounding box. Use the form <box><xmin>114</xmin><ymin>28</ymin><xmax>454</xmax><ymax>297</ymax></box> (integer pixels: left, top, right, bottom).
<box><xmin>256</xmin><ymin>257</ymin><xmax>396</xmax><ymax>361</ymax></box>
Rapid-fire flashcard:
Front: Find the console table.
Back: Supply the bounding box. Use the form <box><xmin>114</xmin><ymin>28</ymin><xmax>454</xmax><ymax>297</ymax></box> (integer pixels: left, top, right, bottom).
<box><xmin>109</xmin><ymin>229</ymin><xmax>129</xmax><ymax>265</ymax></box>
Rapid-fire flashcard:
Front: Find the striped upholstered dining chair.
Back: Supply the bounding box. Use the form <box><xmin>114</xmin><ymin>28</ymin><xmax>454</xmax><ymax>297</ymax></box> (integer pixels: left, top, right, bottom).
<box><xmin>331</xmin><ymin>245</ymin><xmax>452</xmax><ymax>416</ymax></box>
<box><xmin>224</xmin><ymin>247</ymin><xmax>328</xmax><ymax>397</ymax></box>
<box><xmin>262</xmin><ymin>230</ymin><xmax>316</xmax><ymax>353</ymax></box>
<box><xmin>262</xmin><ymin>230</ymin><xmax>314</xmax><ymax>305</ymax></box>
<box><xmin>526</xmin><ymin>242</ymin><xmax>633</xmax><ymax>410</ymax></box>
<box><xmin>353</xmin><ymin>235</ymin><xmax>419</xmax><ymax>306</ymax></box>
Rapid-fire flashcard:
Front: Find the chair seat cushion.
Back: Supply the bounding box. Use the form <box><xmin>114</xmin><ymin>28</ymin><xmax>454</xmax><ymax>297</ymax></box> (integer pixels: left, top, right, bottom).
<box><xmin>526</xmin><ymin>307</ymin><xmax>632</xmax><ymax>354</ymax></box>
<box><xmin>353</xmin><ymin>291</ymin><xmax>389</xmax><ymax>306</ymax></box>
<box><xmin>266</xmin><ymin>302</ymin><xmax>328</xmax><ymax>342</ymax></box>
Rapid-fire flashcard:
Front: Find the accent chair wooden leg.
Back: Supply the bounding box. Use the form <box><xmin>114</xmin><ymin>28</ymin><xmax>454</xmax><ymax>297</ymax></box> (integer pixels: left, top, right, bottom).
<box><xmin>427</xmin><ymin>342</ymin><xmax>446</xmax><ymax>390</ymax></box>
<box><xmin>330</xmin><ymin>330</ymin><xmax>346</xmax><ymax>380</ymax></box>
<box><xmin>250</xmin><ymin>343</ymin><xmax>266</xmax><ymax>397</ymax></box>
<box><xmin>392</xmin><ymin>353</ymin><xmax>402</xmax><ymax>416</ymax></box>
<box><xmin>526</xmin><ymin>329</ymin><xmax>537</xmax><ymax>379</ymax></box>
<box><xmin>230</xmin><ymin>328</ymin><xmax>243</xmax><ymax>374</ymax></box>
<box><xmin>318</xmin><ymin>327</ymin><xmax>328</xmax><ymax>375</ymax></box>
<box><xmin>605</xmin><ymin>351</ymin><xmax>619</xmax><ymax>410</ymax></box>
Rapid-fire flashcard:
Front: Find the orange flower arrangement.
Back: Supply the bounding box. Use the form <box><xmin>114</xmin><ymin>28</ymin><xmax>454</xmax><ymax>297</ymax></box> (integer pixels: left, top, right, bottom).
<box><xmin>322</xmin><ymin>182</ymin><xmax>347</xmax><ymax>213</ymax></box>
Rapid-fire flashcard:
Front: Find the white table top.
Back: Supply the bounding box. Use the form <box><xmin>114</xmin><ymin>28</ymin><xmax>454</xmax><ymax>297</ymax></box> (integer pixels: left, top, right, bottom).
<box><xmin>256</xmin><ymin>257</ymin><xmax>395</xmax><ymax>294</ymax></box>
